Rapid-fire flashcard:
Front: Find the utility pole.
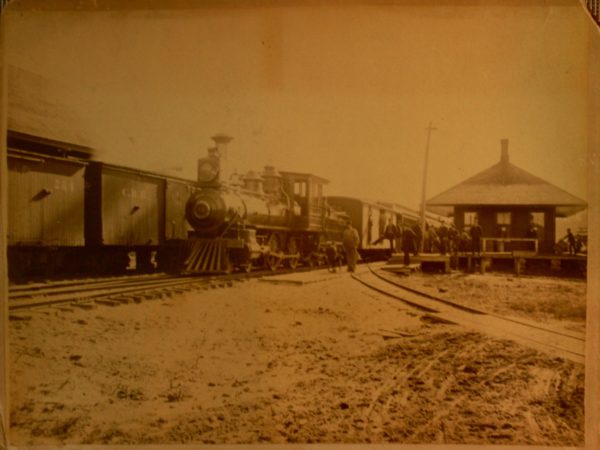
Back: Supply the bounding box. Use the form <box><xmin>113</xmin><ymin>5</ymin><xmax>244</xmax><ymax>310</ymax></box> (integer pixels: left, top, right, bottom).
<box><xmin>419</xmin><ymin>122</ymin><xmax>437</xmax><ymax>253</ymax></box>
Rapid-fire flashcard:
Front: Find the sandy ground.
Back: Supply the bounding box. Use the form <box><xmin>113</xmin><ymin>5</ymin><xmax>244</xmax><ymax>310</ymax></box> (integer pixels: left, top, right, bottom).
<box><xmin>8</xmin><ymin>269</ymin><xmax>585</xmax><ymax>445</ymax></box>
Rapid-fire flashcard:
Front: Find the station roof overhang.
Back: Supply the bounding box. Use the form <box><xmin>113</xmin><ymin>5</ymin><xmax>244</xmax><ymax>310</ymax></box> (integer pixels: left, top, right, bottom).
<box><xmin>426</xmin><ymin>158</ymin><xmax>587</xmax><ymax>218</ymax></box>
<box><xmin>426</xmin><ymin>203</ymin><xmax>586</xmax><ymax>218</ymax></box>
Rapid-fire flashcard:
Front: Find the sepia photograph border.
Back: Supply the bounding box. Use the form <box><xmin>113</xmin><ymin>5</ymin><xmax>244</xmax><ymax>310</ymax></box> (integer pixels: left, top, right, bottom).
<box><xmin>0</xmin><ymin>1</ymin><xmax>599</xmax><ymax>449</ymax></box>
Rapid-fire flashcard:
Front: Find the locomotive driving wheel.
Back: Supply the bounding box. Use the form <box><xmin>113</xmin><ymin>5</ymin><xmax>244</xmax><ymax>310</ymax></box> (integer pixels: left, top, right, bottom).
<box><xmin>286</xmin><ymin>238</ymin><xmax>300</xmax><ymax>270</ymax></box>
<box><xmin>265</xmin><ymin>234</ymin><xmax>281</xmax><ymax>272</ymax></box>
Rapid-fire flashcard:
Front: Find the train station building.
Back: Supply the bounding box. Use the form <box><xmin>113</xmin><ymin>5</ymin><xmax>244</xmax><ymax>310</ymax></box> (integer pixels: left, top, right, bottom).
<box><xmin>426</xmin><ymin>139</ymin><xmax>587</xmax><ymax>254</ymax></box>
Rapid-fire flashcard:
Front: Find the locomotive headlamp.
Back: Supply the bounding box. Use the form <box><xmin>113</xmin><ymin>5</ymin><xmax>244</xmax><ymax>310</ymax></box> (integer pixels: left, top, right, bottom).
<box><xmin>197</xmin><ymin>158</ymin><xmax>219</xmax><ymax>183</ymax></box>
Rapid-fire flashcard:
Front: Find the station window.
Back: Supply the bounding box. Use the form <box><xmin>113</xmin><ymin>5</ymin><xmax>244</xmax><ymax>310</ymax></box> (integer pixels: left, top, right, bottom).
<box><xmin>464</xmin><ymin>212</ymin><xmax>478</xmax><ymax>226</ymax></box>
<box><xmin>529</xmin><ymin>212</ymin><xmax>544</xmax><ymax>227</ymax></box>
<box><xmin>496</xmin><ymin>212</ymin><xmax>511</xmax><ymax>225</ymax></box>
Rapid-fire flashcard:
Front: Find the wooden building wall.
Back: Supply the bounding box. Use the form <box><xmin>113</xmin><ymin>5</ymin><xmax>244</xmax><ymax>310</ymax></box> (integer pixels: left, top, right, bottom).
<box><xmin>453</xmin><ymin>205</ymin><xmax>557</xmax><ymax>254</ymax></box>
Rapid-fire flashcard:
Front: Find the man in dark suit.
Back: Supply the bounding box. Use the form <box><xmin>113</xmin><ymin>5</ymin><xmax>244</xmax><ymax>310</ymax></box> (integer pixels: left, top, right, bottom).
<box><xmin>470</xmin><ymin>220</ymin><xmax>483</xmax><ymax>256</ymax></box>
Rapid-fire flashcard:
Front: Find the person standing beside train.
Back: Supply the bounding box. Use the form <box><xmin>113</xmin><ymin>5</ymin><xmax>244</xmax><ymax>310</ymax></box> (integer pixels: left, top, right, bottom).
<box><xmin>342</xmin><ymin>222</ymin><xmax>360</xmax><ymax>272</ymax></box>
<box><xmin>401</xmin><ymin>225</ymin><xmax>417</xmax><ymax>266</ymax></box>
<box><xmin>372</xmin><ymin>219</ymin><xmax>398</xmax><ymax>254</ymax></box>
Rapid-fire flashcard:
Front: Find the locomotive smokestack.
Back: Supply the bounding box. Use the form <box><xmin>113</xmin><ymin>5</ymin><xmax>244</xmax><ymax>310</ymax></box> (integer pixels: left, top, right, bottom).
<box><xmin>500</xmin><ymin>138</ymin><xmax>509</xmax><ymax>164</ymax></box>
<box><xmin>212</xmin><ymin>134</ymin><xmax>234</xmax><ymax>182</ymax></box>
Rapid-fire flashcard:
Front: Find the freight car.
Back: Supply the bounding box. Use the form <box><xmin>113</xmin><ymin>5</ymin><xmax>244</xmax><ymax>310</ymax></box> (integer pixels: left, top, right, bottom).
<box><xmin>176</xmin><ymin>135</ymin><xmax>349</xmax><ymax>274</ymax></box>
<box><xmin>7</xmin><ymin>135</ymin><xmax>90</xmax><ymax>278</ymax></box>
<box><xmin>6</xmin><ymin>131</ymin><xmax>197</xmax><ymax>280</ymax></box>
<box><xmin>83</xmin><ymin>161</ymin><xmax>196</xmax><ymax>273</ymax></box>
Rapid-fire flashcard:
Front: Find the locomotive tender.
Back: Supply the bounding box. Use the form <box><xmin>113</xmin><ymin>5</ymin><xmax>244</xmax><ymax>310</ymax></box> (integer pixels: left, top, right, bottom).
<box><xmin>180</xmin><ymin>134</ymin><xmax>349</xmax><ymax>273</ymax></box>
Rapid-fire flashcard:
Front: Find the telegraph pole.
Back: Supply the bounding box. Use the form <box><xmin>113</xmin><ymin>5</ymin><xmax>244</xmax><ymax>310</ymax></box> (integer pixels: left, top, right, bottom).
<box><xmin>419</xmin><ymin>122</ymin><xmax>437</xmax><ymax>253</ymax></box>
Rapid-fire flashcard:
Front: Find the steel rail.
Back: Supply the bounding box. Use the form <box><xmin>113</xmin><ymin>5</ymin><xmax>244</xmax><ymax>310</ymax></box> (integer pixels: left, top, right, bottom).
<box><xmin>368</xmin><ymin>265</ymin><xmax>585</xmax><ymax>342</ymax></box>
<box><xmin>352</xmin><ymin>265</ymin><xmax>585</xmax><ymax>363</ymax></box>
<box><xmin>8</xmin><ymin>265</ymin><xmax>321</xmax><ymax>312</ymax></box>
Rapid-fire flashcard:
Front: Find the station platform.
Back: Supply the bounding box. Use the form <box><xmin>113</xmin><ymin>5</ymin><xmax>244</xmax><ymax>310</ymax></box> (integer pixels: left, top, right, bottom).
<box><xmin>386</xmin><ymin>254</ymin><xmax>451</xmax><ymax>273</ymax></box>
<box><xmin>385</xmin><ymin>252</ymin><xmax>586</xmax><ymax>276</ymax></box>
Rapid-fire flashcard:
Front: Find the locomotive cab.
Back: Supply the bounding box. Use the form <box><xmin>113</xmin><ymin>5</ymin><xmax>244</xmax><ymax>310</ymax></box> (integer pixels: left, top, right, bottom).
<box><xmin>280</xmin><ymin>171</ymin><xmax>329</xmax><ymax>232</ymax></box>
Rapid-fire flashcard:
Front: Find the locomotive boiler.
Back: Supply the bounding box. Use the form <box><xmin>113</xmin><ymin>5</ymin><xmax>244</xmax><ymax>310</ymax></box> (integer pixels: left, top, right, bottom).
<box><xmin>180</xmin><ymin>134</ymin><xmax>348</xmax><ymax>274</ymax></box>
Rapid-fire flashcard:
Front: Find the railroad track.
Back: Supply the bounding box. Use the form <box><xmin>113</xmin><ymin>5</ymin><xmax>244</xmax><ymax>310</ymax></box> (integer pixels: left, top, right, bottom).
<box><xmin>8</xmin><ymin>266</ymin><xmax>316</xmax><ymax>314</ymax></box>
<box><xmin>352</xmin><ymin>265</ymin><xmax>585</xmax><ymax>364</ymax></box>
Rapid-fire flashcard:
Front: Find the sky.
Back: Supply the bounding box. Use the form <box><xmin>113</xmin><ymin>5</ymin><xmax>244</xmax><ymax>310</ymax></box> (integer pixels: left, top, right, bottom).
<box><xmin>4</xmin><ymin>0</ymin><xmax>593</xmax><ymax>211</ymax></box>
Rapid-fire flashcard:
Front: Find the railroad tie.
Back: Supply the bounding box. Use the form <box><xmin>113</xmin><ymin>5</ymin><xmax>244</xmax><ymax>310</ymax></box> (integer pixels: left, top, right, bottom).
<box><xmin>71</xmin><ymin>302</ymin><xmax>96</xmax><ymax>310</ymax></box>
<box><xmin>110</xmin><ymin>296</ymin><xmax>133</xmax><ymax>305</ymax></box>
<box><xmin>9</xmin><ymin>313</ymin><xmax>32</xmax><ymax>321</ymax></box>
<box><xmin>95</xmin><ymin>299</ymin><xmax>121</xmax><ymax>307</ymax></box>
<box><xmin>420</xmin><ymin>313</ymin><xmax>457</xmax><ymax>325</ymax></box>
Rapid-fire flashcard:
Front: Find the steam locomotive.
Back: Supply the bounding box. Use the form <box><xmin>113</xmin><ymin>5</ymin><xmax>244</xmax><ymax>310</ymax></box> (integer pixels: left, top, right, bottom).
<box><xmin>178</xmin><ymin>134</ymin><xmax>350</xmax><ymax>274</ymax></box>
<box><xmin>177</xmin><ymin>135</ymin><xmax>446</xmax><ymax>274</ymax></box>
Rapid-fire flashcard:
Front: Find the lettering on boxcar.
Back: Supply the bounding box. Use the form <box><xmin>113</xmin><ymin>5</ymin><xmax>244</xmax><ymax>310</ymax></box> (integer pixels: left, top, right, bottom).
<box><xmin>121</xmin><ymin>187</ymin><xmax>149</xmax><ymax>200</ymax></box>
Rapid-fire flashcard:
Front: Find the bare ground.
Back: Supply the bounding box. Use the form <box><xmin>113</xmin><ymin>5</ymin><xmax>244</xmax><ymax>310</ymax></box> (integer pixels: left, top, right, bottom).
<box><xmin>8</xmin><ymin>270</ymin><xmax>585</xmax><ymax>446</ymax></box>
<box><xmin>396</xmin><ymin>271</ymin><xmax>587</xmax><ymax>333</ymax></box>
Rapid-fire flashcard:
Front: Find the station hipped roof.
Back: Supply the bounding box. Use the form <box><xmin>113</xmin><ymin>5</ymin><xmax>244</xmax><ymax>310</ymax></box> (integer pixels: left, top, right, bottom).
<box><xmin>427</xmin><ymin>140</ymin><xmax>587</xmax><ymax>218</ymax></box>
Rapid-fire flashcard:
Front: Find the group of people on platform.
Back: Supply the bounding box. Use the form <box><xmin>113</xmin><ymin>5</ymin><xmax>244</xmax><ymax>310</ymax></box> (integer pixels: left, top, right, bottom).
<box><xmin>371</xmin><ymin>219</ymin><xmax>485</xmax><ymax>261</ymax></box>
<box><xmin>333</xmin><ymin>219</ymin><xmax>583</xmax><ymax>273</ymax></box>
<box><xmin>334</xmin><ymin>219</ymin><xmax>485</xmax><ymax>273</ymax></box>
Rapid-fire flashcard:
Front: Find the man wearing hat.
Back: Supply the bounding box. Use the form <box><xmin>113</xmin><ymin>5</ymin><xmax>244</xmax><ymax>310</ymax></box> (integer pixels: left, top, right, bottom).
<box><xmin>342</xmin><ymin>221</ymin><xmax>360</xmax><ymax>272</ymax></box>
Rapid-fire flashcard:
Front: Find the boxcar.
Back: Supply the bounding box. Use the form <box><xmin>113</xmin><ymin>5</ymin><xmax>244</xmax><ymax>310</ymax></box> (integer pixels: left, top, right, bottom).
<box><xmin>84</xmin><ymin>162</ymin><xmax>166</xmax><ymax>272</ymax></box>
<box><xmin>7</xmin><ymin>148</ymin><xmax>88</xmax><ymax>277</ymax></box>
<box><xmin>84</xmin><ymin>161</ymin><xmax>198</xmax><ymax>273</ymax></box>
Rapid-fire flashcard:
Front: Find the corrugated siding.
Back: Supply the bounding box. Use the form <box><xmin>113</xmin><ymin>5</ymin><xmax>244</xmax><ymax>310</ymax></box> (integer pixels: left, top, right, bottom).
<box><xmin>7</xmin><ymin>154</ymin><xmax>85</xmax><ymax>246</ymax></box>
<box><xmin>165</xmin><ymin>179</ymin><xmax>194</xmax><ymax>240</ymax></box>
<box><xmin>100</xmin><ymin>168</ymin><xmax>165</xmax><ymax>246</ymax></box>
